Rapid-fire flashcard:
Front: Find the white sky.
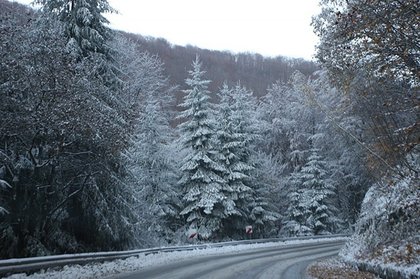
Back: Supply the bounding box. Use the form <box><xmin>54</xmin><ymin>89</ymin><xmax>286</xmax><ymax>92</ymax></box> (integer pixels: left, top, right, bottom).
<box><xmin>15</xmin><ymin>0</ymin><xmax>321</xmax><ymax>60</ymax></box>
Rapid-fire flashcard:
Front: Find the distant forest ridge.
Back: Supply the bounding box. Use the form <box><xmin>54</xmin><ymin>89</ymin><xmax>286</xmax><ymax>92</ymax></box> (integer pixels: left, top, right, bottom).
<box><xmin>121</xmin><ymin>31</ymin><xmax>319</xmax><ymax>99</ymax></box>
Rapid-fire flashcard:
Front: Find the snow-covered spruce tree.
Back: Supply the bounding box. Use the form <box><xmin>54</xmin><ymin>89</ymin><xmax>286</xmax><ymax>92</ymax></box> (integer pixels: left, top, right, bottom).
<box><xmin>214</xmin><ymin>83</ymin><xmax>279</xmax><ymax>238</ymax></box>
<box><xmin>177</xmin><ymin>57</ymin><xmax>226</xmax><ymax>240</ymax></box>
<box><xmin>227</xmin><ymin>83</ymin><xmax>279</xmax><ymax>237</ymax></box>
<box><xmin>226</xmin><ymin>84</ymin><xmax>256</xmax><ymax>235</ymax></box>
<box><xmin>35</xmin><ymin>0</ymin><xmax>114</xmax><ymax>57</ymax></box>
<box><xmin>229</xmin><ymin>83</ymin><xmax>257</xmax><ymax>190</ymax></box>
<box><xmin>248</xmin><ymin>152</ymin><xmax>281</xmax><ymax>237</ymax></box>
<box><xmin>280</xmin><ymin>170</ymin><xmax>312</xmax><ymax>236</ymax></box>
<box><xmin>214</xmin><ymin>83</ymin><xmax>252</xmax><ymax>237</ymax></box>
<box><xmin>304</xmin><ymin>70</ymin><xmax>372</xmax><ymax>230</ymax></box>
<box><xmin>125</xmin><ymin>95</ymin><xmax>179</xmax><ymax>246</ymax></box>
<box><xmin>36</xmin><ymin>0</ymin><xmax>121</xmax><ymax>88</ymax></box>
<box><xmin>300</xmin><ymin>148</ymin><xmax>337</xmax><ymax>235</ymax></box>
<box><xmin>257</xmin><ymin>81</ymin><xmax>308</xmax><ymax>237</ymax></box>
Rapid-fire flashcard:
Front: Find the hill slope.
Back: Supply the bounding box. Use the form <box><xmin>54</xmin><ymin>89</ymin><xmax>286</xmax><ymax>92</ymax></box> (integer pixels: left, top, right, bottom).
<box><xmin>121</xmin><ymin>32</ymin><xmax>318</xmax><ymax>99</ymax></box>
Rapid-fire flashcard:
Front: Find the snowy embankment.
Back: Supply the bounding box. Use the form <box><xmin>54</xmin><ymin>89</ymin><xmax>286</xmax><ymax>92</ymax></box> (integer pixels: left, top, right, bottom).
<box><xmin>339</xmin><ymin>236</ymin><xmax>419</xmax><ymax>279</ymax></box>
<box><xmin>4</xmin><ymin>237</ymin><xmax>347</xmax><ymax>279</ymax></box>
<box><xmin>338</xmin><ymin>175</ymin><xmax>419</xmax><ymax>279</ymax></box>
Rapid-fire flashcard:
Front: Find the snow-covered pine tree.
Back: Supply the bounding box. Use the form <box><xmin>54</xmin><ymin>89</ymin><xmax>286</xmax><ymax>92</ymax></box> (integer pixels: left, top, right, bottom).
<box><xmin>280</xmin><ymin>170</ymin><xmax>313</xmax><ymax>236</ymax></box>
<box><xmin>281</xmin><ymin>139</ymin><xmax>337</xmax><ymax>236</ymax></box>
<box><xmin>214</xmin><ymin>83</ymin><xmax>252</xmax><ymax>237</ymax></box>
<box><xmin>177</xmin><ymin>57</ymin><xmax>226</xmax><ymax>240</ymax></box>
<box><xmin>225</xmin><ymin>84</ymin><xmax>259</xmax><ymax>236</ymax></box>
<box><xmin>36</xmin><ymin>0</ymin><xmax>114</xmax><ymax>57</ymax></box>
<box><xmin>248</xmin><ymin>152</ymin><xmax>281</xmax><ymax>237</ymax></box>
<box><xmin>256</xmin><ymin>81</ymin><xmax>310</xmax><ymax>237</ymax></box>
<box><xmin>226</xmin><ymin>83</ymin><xmax>279</xmax><ymax>237</ymax></box>
<box><xmin>300</xmin><ymin>148</ymin><xmax>337</xmax><ymax>235</ymax></box>
<box><xmin>36</xmin><ymin>0</ymin><xmax>121</xmax><ymax>88</ymax></box>
<box><xmin>125</xmin><ymin>94</ymin><xmax>179</xmax><ymax>245</ymax></box>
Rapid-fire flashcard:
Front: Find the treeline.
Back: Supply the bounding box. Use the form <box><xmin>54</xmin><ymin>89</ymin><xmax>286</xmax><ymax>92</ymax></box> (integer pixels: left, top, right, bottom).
<box><xmin>122</xmin><ymin>32</ymin><xmax>318</xmax><ymax>100</ymax></box>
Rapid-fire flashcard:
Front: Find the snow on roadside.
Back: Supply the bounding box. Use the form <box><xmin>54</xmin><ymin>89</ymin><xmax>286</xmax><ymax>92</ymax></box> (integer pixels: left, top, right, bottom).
<box><xmin>337</xmin><ymin>175</ymin><xmax>420</xmax><ymax>279</ymax></box>
<box><xmin>339</xmin><ymin>240</ymin><xmax>420</xmax><ymax>279</ymax></box>
<box><xmin>4</xmin><ymin>237</ymin><xmax>348</xmax><ymax>279</ymax></box>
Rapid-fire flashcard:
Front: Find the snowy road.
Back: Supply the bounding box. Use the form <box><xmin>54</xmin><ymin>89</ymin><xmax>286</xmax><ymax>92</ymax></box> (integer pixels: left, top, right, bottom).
<box><xmin>112</xmin><ymin>240</ymin><xmax>344</xmax><ymax>279</ymax></box>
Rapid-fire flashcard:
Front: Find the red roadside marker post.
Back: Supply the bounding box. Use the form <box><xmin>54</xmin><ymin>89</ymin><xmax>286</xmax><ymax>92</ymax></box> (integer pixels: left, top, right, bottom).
<box><xmin>245</xmin><ymin>225</ymin><xmax>253</xmax><ymax>239</ymax></box>
<box><xmin>187</xmin><ymin>229</ymin><xmax>198</xmax><ymax>241</ymax></box>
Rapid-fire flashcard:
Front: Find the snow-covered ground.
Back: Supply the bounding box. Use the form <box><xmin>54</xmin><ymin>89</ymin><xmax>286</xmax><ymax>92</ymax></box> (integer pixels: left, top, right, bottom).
<box><xmin>337</xmin><ymin>175</ymin><xmax>420</xmax><ymax>279</ymax></box>
<box><xmin>4</xmin><ymin>237</ymin><xmax>347</xmax><ymax>279</ymax></box>
<box><xmin>339</xmin><ymin>240</ymin><xmax>420</xmax><ymax>279</ymax></box>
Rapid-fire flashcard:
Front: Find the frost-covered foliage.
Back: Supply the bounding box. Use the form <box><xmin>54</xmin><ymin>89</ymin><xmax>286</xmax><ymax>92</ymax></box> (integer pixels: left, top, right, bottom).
<box><xmin>124</xmin><ymin>95</ymin><xmax>180</xmax><ymax>246</ymax></box>
<box><xmin>340</xmin><ymin>174</ymin><xmax>419</xmax><ymax>278</ymax></box>
<box><xmin>176</xmin><ymin>59</ymin><xmax>280</xmax><ymax>240</ymax></box>
<box><xmin>214</xmin><ymin>83</ymin><xmax>279</xmax><ymax>238</ymax></box>
<box><xmin>0</xmin><ymin>1</ymin><xmax>174</xmax><ymax>258</ymax></box>
<box><xmin>313</xmin><ymin>1</ymin><xmax>420</xmax><ymax>277</ymax></box>
<box><xmin>35</xmin><ymin>0</ymin><xmax>121</xmax><ymax>88</ymax></box>
<box><xmin>257</xmin><ymin>71</ymin><xmax>317</xmax><ymax>173</ymax></box>
<box><xmin>177</xmin><ymin>57</ymin><xmax>227</xmax><ymax>239</ymax></box>
<box><xmin>35</xmin><ymin>0</ymin><xmax>114</xmax><ymax>57</ymax></box>
<box><xmin>300</xmin><ymin>149</ymin><xmax>337</xmax><ymax>234</ymax></box>
<box><xmin>0</xmin><ymin>180</ymin><xmax>11</xmax><ymax>216</ymax></box>
<box><xmin>213</xmin><ymin>84</ymin><xmax>252</xmax><ymax>236</ymax></box>
<box><xmin>281</xmin><ymin>149</ymin><xmax>338</xmax><ymax>236</ymax></box>
<box><xmin>4</xmin><ymin>0</ymin><xmax>417</xmax><ymax>262</ymax></box>
<box><xmin>110</xmin><ymin>33</ymin><xmax>177</xmax><ymax>132</ymax></box>
<box><xmin>229</xmin><ymin>84</ymin><xmax>280</xmax><ymax>236</ymax></box>
<box><xmin>313</xmin><ymin>0</ymin><xmax>419</xmax><ymax>177</ymax></box>
<box><xmin>259</xmin><ymin>71</ymin><xmax>368</xmax><ymax>236</ymax></box>
<box><xmin>313</xmin><ymin>0</ymin><xmax>419</xmax><ymax>86</ymax></box>
<box><xmin>281</xmin><ymin>170</ymin><xmax>312</xmax><ymax>236</ymax></box>
<box><xmin>249</xmin><ymin>153</ymin><xmax>281</xmax><ymax>237</ymax></box>
<box><xmin>215</xmin><ymin>84</ymin><xmax>255</xmax><ymax>236</ymax></box>
<box><xmin>115</xmin><ymin>44</ymin><xmax>180</xmax><ymax>245</ymax></box>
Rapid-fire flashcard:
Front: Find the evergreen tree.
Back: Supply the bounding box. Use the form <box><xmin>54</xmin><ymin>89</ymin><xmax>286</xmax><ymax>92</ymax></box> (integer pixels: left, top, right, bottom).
<box><xmin>300</xmin><ymin>148</ymin><xmax>337</xmax><ymax>235</ymax></box>
<box><xmin>215</xmin><ymin>83</ymin><xmax>252</xmax><ymax>237</ymax></box>
<box><xmin>280</xmin><ymin>170</ymin><xmax>312</xmax><ymax>236</ymax></box>
<box><xmin>225</xmin><ymin>84</ymin><xmax>257</xmax><ymax>235</ymax></box>
<box><xmin>36</xmin><ymin>0</ymin><xmax>121</xmax><ymax>88</ymax></box>
<box><xmin>229</xmin><ymin>84</ymin><xmax>257</xmax><ymax>195</ymax></box>
<box><xmin>248</xmin><ymin>153</ymin><xmax>281</xmax><ymax>237</ymax></box>
<box><xmin>177</xmin><ymin>57</ymin><xmax>226</xmax><ymax>239</ymax></box>
<box><xmin>125</xmin><ymin>95</ymin><xmax>179</xmax><ymax>245</ymax></box>
<box><xmin>214</xmin><ymin>83</ymin><xmax>280</xmax><ymax>238</ymax></box>
<box><xmin>227</xmin><ymin>83</ymin><xmax>280</xmax><ymax>237</ymax></box>
<box><xmin>36</xmin><ymin>0</ymin><xmax>114</xmax><ymax>57</ymax></box>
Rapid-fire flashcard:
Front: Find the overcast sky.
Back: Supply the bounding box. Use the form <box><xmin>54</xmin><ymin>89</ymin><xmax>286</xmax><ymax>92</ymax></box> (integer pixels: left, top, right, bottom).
<box><xmin>15</xmin><ymin>0</ymin><xmax>321</xmax><ymax>60</ymax></box>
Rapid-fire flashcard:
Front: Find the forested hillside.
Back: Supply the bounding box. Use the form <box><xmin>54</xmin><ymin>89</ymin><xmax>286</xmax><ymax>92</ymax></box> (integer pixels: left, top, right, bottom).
<box><xmin>0</xmin><ymin>1</ymin><xmax>418</xmax><ymax>277</ymax></box>
<box><xmin>122</xmin><ymin>32</ymin><xmax>318</xmax><ymax>98</ymax></box>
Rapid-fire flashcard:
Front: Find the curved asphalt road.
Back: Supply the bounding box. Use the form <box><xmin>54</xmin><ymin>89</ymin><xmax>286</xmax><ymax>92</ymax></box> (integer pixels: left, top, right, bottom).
<box><xmin>112</xmin><ymin>240</ymin><xmax>345</xmax><ymax>279</ymax></box>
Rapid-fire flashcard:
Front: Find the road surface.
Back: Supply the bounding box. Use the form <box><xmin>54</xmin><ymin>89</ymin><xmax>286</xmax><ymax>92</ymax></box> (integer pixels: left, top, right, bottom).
<box><xmin>112</xmin><ymin>240</ymin><xmax>345</xmax><ymax>279</ymax></box>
